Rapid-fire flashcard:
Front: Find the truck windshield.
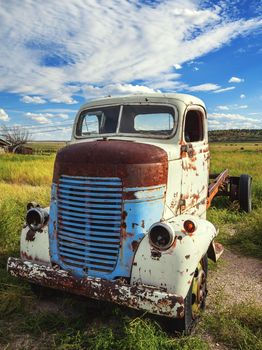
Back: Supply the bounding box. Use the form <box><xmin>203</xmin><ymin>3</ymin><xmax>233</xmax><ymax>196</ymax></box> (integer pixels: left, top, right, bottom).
<box><xmin>76</xmin><ymin>104</ymin><xmax>176</xmax><ymax>138</ymax></box>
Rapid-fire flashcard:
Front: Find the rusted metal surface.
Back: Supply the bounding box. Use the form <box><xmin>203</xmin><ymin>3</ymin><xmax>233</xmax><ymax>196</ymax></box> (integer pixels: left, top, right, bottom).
<box><xmin>53</xmin><ymin>140</ymin><xmax>168</xmax><ymax>188</ymax></box>
<box><xmin>7</xmin><ymin>257</ymin><xmax>184</xmax><ymax>318</ymax></box>
<box><xmin>207</xmin><ymin>169</ymin><xmax>229</xmax><ymax>208</ymax></box>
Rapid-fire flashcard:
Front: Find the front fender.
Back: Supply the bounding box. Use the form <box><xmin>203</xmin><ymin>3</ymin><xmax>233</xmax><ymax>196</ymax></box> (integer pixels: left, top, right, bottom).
<box><xmin>131</xmin><ymin>215</ymin><xmax>217</xmax><ymax>298</ymax></box>
<box><xmin>20</xmin><ymin>207</ymin><xmax>51</xmax><ymax>266</ymax></box>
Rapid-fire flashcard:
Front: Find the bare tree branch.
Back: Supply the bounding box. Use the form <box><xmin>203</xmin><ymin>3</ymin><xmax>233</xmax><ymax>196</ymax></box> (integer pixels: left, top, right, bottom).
<box><xmin>0</xmin><ymin>125</ymin><xmax>32</xmax><ymax>150</ymax></box>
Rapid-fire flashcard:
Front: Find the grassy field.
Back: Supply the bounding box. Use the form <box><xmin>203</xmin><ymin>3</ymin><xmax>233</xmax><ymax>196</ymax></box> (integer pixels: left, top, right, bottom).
<box><xmin>0</xmin><ymin>142</ymin><xmax>262</xmax><ymax>349</ymax></box>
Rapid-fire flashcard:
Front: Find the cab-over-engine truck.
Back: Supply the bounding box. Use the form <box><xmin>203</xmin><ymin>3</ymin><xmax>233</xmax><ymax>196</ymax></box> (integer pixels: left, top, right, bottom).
<box><xmin>7</xmin><ymin>93</ymin><xmax>252</xmax><ymax>333</ymax></box>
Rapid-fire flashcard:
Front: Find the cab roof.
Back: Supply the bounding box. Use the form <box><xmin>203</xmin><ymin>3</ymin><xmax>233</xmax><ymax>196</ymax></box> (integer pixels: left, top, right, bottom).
<box><xmin>80</xmin><ymin>93</ymin><xmax>205</xmax><ymax>110</ymax></box>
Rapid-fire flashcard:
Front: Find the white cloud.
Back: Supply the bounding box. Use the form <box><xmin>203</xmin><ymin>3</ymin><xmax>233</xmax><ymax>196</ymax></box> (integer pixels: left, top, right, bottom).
<box><xmin>217</xmin><ymin>105</ymin><xmax>229</xmax><ymax>110</ymax></box>
<box><xmin>0</xmin><ymin>108</ymin><xmax>10</xmax><ymax>121</ymax></box>
<box><xmin>238</xmin><ymin>105</ymin><xmax>248</xmax><ymax>109</ymax></box>
<box><xmin>209</xmin><ymin>112</ymin><xmax>259</xmax><ymax>122</ymax></box>
<box><xmin>193</xmin><ymin>67</ymin><xmax>199</xmax><ymax>71</ymax></box>
<box><xmin>21</xmin><ymin>95</ymin><xmax>46</xmax><ymax>104</ymax></box>
<box><xmin>240</xmin><ymin>94</ymin><xmax>246</xmax><ymax>99</ymax></box>
<box><xmin>174</xmin><ymin>64</ymin><xmax>182</xmax><ymax>70</ymax></box>
<box><xmin>229</xmin><ymin>76</ymin><xmax>244</xmax><ymax>83</ymax></box>
<box><xmin>26</xmin><ymin>112</ymin><xmax>69</xmax><ymax>124</ymax></box>
<box><xmin>0</xmin><ymin>1</ymin><xmax>261</xmax><ymax>100</ymax></box>
<box><xmin>50</xmin><ymin>97</ymin><xmax>78</xmax><ymax>104</ymax></box>
<box><xmin>187</xmin><ymin>83</ymin><xmax>220</xmax><ymax>92</ymax></box>
<box><xmin>213</xmin><ymin>86</ymin><xmax>236</xmax><ymax>93</ymax></box>
<box><xmin>208</xmin><ymin>112</ymin><xmax>262</xmax><ymax>129</ymax></box>
<box><xmin>82</xmin><ymin>83</ymin><xmax>159</xmax><ymax>99</ymax></box>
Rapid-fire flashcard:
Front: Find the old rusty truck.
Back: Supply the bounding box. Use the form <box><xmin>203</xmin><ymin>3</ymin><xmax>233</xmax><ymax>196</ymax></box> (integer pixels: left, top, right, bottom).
<box><xmin>7</xmin><ymin>93</ymin><xmax>252</xmax><ymax>333</ymax></box>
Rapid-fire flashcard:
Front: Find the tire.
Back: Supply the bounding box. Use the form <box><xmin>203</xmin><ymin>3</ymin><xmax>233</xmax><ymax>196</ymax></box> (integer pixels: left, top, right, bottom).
<box><xmin>239</xmin><ymin>174</ymin><xmax>252</xmax><ymax>213</ymax></box>
<box><xmin>166</xmin><ymin>255</ymin><xmax>208</xmax><ymax>334</ymax></box>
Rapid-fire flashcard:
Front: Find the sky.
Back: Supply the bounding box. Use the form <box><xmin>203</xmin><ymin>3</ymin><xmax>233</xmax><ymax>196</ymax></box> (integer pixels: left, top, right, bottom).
<box><xmin>0</xmin><ymin>0</ymin><xmax>262</xmax><ymax>141</ymax></box>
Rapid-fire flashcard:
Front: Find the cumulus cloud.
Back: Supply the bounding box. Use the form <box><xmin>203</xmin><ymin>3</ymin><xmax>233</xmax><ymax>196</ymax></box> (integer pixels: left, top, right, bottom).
<box><xmin>50</xmin><ymin>97</ymin><xmax>78</xmax><ymax>104</ymax></box>
<box><xmin>217</xmin><ymin>104</ymin><xmax>248</xmax><ymax>110</ymax></box>
<box><xmin>82</xmin><ymin>83</ymin><xmax>160</xmax><ymax>99</ymax></box>
<box><xmin>21</xmin><ymin>95</ymin><xmax>46</xmax><ymax>104</ymax></box>
<box><xmin>0</xmin><ymin>1</ymin><xmax>261</xmax><ymax>100</ymax></box>
<box><xmin>0</xmin><ymin>108</ymin><xmax>10</xmax><ymax>121</ymax></box>
<box><xmin>208</xmin><ymin>112</ymin><xmax>262</xmax><ymax>129</ymax></box>
<box><xmin>187</xmin><ymin>83</ymin><xmax>220</xmax><ymax>92</ymax></box>
<box><xmin>229</xmin><ymin>76</ymin><xmax>244</xmax><ymax>83</ymax></box>
<box><xmin>240</xmin><ymin>94</ymin><xmax>246</xmax><ymax>99</ymax></box>
<box><xmin>217</xmin><ymin>105</ymin><xmax>229</xmax><ymax>110</ymax></box>
<box><xmin>26</xmin><ymin>112</ymin><xmax>69</xmax><ymax>124</ymax></box>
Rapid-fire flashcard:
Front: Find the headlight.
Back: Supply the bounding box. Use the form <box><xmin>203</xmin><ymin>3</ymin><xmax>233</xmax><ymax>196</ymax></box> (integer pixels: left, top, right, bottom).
<box><xmin>148</xmin><ymin>223</ymin><xmax>175</xmax><ymax>250</ymax></box>
<box><xmin>26</xmin><ymin>208</ymin><xmax>49</xmax><ymax>231</ymax></box>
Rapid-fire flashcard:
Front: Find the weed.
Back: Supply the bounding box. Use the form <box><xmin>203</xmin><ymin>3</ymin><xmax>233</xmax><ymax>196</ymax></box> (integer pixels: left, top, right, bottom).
<box><xmin>204</xmin><ymin>303</ymin><xmax>262</xmax><ymax>350</ymax></box>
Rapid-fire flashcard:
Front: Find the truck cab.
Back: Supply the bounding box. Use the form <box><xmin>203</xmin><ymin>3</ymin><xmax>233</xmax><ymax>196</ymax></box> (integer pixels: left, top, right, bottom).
<box><xmin>8</xmin><ymin>93</ymin><xmax>250</xmax><ymax>333</ymax></box>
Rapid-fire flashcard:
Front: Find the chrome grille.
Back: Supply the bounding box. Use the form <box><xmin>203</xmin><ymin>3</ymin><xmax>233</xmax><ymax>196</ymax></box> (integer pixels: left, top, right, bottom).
<box><xmin>57</xmin><ymin>176</ymin><xmax>122</xmax><ymax>273</ymax></box>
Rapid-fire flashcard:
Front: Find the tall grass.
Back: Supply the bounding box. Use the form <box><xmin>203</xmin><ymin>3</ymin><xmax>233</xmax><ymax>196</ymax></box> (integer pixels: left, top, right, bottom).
<box><xmin>0</xmin><ymin>154</ymin><xmax>55</xmax><ymax>185</ymax></box>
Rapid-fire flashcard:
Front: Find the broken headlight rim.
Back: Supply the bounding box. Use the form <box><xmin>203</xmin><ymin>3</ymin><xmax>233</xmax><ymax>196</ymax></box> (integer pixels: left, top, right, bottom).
<box><xmin>148</xmin><ymin>222</ymin><xmax>175</xmax><ymax>250</ymax></box>
<box><xmin>26</xmin><ymin>207</ymin><xmax>49</xmax><ymax>231</ymax></box>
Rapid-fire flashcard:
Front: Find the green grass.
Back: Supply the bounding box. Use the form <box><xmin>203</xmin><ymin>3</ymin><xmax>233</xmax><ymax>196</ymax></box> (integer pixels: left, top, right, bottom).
<box><xmin>203</xmin><ymin>301</ymin><xmax>262</xmax><ymax>350</ymax></box>
<box><xmin>207</xmin><ymin>143</ymin><xmax>262</xmax><ymax>259</ymax></box>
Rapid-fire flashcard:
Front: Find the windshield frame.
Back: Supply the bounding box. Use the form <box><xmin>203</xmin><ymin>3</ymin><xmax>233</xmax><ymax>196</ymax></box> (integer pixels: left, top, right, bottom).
<box><xmin>74</xmin><ymin>102</ymin><xmax>179</xmax><ymax>140</ymax></box>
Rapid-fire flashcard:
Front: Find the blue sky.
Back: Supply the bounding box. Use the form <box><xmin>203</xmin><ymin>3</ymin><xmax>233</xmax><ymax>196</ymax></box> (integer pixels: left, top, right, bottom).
<box><xmin>0</xmin><ymin>0</ymin><xmax>262</xmax><ymax>140</ymax></box>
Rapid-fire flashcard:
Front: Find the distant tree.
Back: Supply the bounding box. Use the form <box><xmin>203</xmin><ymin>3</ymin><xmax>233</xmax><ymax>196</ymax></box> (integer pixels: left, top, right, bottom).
<box><xmin>0</xmin><ymin>124</ymin><xmax>32</xmax><ymax>152</ymax></box>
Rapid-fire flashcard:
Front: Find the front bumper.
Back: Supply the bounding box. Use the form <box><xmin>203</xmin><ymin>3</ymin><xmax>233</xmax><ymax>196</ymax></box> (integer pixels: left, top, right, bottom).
<box><xmin>7</xmin><ymin>257</ymin><xmax>184</xmax><ymax>318</ymax></box>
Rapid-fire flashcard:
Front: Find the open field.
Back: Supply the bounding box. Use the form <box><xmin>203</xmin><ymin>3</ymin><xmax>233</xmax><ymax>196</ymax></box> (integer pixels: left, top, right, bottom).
<box><xmin>0</xmin><ymin>143</ymin><xmax>262</xmax><ymax>349</ymax></box>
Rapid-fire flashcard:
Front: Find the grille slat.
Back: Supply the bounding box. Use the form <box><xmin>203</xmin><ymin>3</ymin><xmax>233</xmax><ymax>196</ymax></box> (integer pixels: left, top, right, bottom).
<box><xmin>58</xmin><ymin>218</ymin><xmax>120</xmax><ymax>232</ymax></box>
<box><xmin>59</xmin><ymin>231</ymin><xmax>120</xmax><ymax>244</ymax></box>
<box><xmin>59</xmin><ymin>240</ymin><xmax>119</xmax><ymax>250</ymax></box>
<box><xmin>58</xmin><ymin>194</ymin><xmax>122</xmax><ymax>207</ymax></box>
<box><xmin>60</xmin><ymin>250</ymin><xmax>117</xmax><ymax>262</ymax></box>
<box><xmin>59</xmin><ymin>200</ymin><xmax>121</xmax><ymax>211</ymax></box>
<box><xmin>59</xmin><ymin>245</ymin><xmax>118</xmax><ymax>256</ymax></box>
<box><xmin>61</xmin><ymin>226</ymin><xmax>120</xmax><ymax>238</ymax></box>
<box><xmin>57</xmin><ymin>176</ymin><xmax>122</xmax><ymax>273</ymax></box>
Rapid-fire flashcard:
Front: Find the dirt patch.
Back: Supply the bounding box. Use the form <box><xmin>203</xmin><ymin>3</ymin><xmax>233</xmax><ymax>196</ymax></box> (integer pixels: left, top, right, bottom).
<box><xmin>207</xmin><ymin>249</ymin><xmax>262</xmax><ymax>306</ymax></box>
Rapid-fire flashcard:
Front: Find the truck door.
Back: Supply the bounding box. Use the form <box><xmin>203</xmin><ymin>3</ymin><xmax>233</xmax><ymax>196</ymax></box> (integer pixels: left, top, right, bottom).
<box><xmin>180</xmin><ymin>107</ymin><xmax>209</xmax><ymax>217</ymax></box>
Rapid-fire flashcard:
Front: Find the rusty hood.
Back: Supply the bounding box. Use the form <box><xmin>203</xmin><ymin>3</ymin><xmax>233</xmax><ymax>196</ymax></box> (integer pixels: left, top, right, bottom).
<box><xmin>53</xmin><ymin>140</ymin><xmax>168</xmax><ymax>187</ymax></box>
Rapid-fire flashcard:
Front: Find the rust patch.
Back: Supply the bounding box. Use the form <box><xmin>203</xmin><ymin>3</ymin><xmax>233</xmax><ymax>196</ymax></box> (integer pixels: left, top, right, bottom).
<box><xmin>176</xmin><ymin>305</ymin><xmax>184</xmax><ymax>318</ymax></box>
<box><xmin>26</xmin><ymin>229</ymin><xmax>35</xmax><ymax>242</ymax></box>
<box><xmin>53</xmin><ymin>140</ymin><xmax>168</xmax><ymax>187</ymax></box>
<box><xmin>131</xmin><ymin>240</ymin><xmax>139</xmax><ymax>252</ymax></box>
<box><xmin>21</xmin><ymin>251</ymin><xmax>33</xmax><ymax>260</ymax></box>
<box><xmin>122</xmin><ymin>211</ymin><xmax>128</xmax><ymax>220</ymax></box>
<box><xmin>151</xmin><ymin>250</ymin><xmax>161</xmax><ymax>260</ymax></box>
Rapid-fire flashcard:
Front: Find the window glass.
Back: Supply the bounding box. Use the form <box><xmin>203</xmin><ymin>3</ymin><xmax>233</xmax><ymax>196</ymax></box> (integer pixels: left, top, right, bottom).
<box><xmin>120</xmin><ymin>105</ymin><xmax>175</xmax><ymax>136</ymax></box>
<box><xmin>81</xmin><ymin>113</ymin><xmax>99</xmax><ymax>135</ymax></box>
<box><xmin>76</xmin><ymin>106</ymin><xmax>120</xmax><ymax>136</ymax></box>
<box><xmin>184</xmin><ymin>110</ymin><xmax>204</xmax><ymax>142</ymax></box>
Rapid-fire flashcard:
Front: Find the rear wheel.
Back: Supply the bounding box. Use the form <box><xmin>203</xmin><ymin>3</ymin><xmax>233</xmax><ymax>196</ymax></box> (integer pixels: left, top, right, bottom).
<box><xmin>169</xmin><ymin>255</ymin><xmax>208</xmax><ymax>334</ymax></box>
<box><xmin>239</xmin><ymin>174</ymin><xmax>252</xmax><ymax>213</ymax></box>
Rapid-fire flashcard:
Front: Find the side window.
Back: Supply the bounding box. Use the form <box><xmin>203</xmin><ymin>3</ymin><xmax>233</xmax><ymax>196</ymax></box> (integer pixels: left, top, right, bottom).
<box><xmin>81</xmin><ymin>113</ymin><xmax>100</xmax><ymax>135</ymax></box>
<box><xmin>184</xmin><ymin>110</ymin><xmax>204</xmax><ymax>142</ymax></box>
